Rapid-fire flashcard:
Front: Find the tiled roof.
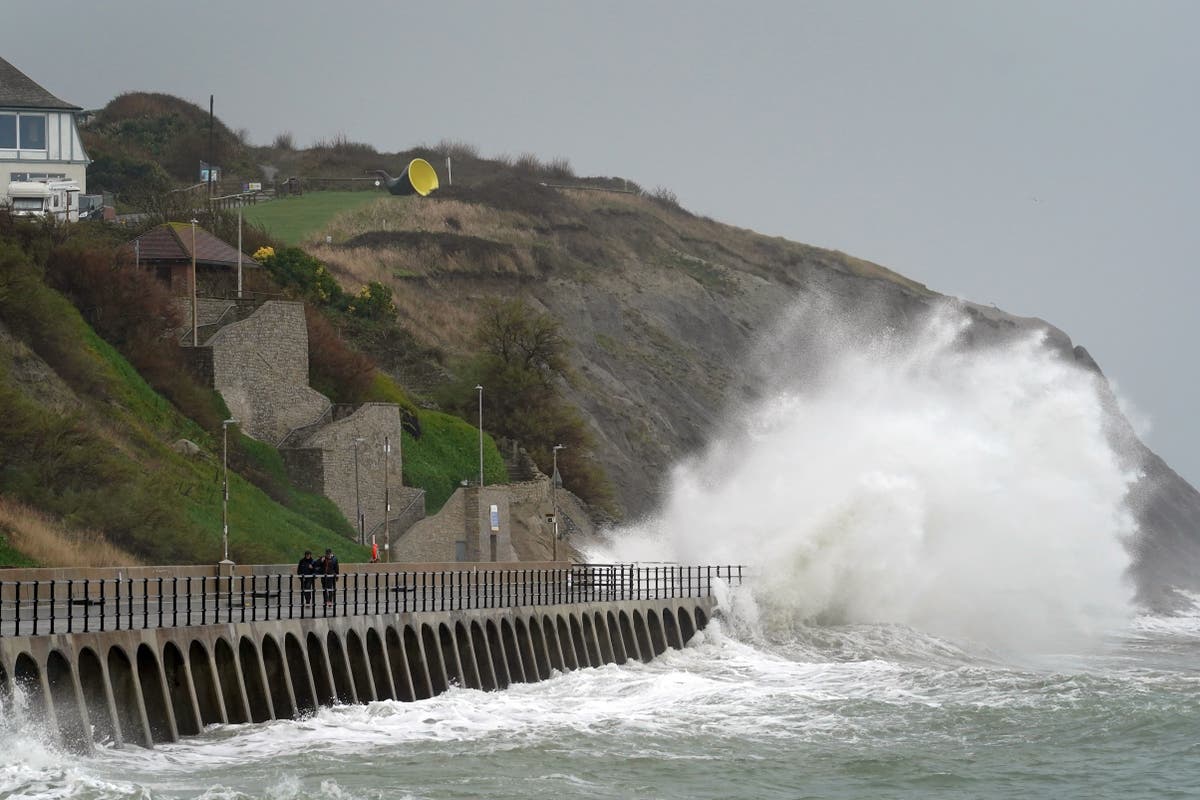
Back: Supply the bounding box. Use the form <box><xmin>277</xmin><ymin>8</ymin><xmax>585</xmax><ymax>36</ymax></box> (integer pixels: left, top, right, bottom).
<box><xmin>0</xmin><ymin>57</ymin><xmax>80</xmax><ymax>110</ymax></box>
<box><xmin>130</xmin><ymin>223</ymin><xmax>259</xmax><ymax>268</ymax></box>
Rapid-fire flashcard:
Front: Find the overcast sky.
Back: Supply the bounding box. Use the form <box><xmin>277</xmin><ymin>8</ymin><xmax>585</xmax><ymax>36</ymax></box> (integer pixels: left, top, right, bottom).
<box><xmin>7</xmin><ymin>1</ymin><xmax>1198</xmax><ymax>486</ymax></box>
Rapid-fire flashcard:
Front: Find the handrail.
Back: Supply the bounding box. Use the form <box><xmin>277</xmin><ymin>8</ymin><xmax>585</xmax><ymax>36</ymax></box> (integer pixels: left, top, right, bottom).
<box><xmin>365</xmin><ymin>489</ymin><xmax>426</xmax><ymax>542</ymax></box>
<box><xmin>0</xmin><ymin>564</ymin><xmax>745</xmax><ymax>638</ymax></box>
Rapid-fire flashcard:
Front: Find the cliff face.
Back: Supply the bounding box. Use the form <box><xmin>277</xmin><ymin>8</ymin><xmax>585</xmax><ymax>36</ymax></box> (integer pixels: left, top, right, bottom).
<box><xmin>313</xmin><ymin>180</ymin><xmax>1200</xmax><ymax>604</ymax></box>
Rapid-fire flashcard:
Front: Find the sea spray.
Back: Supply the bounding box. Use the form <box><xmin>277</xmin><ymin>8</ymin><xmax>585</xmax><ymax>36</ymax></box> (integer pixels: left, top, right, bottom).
<box><xmin>594</xmin><ymin>300</ymin><xmax>1139</xmax><ymax>652</ymax></box>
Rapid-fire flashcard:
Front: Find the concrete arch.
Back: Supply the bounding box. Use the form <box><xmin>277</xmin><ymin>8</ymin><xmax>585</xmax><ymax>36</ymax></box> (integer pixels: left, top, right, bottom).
<box><xmin>568</xmin><ymin>614</ymin><xmax>590</xmax><ymax>668</ymax></box>
<box><xmin>365</xmin><ymin>628</ymin><xmax>394</xmax><ymax>701</ymax></box>
<box><xmin>325</xmin><ymin>631</ymin><xmax>356</xmax><ymax>704</ymax></box>
<box><xmin>437</xmin><ymin>623</ymin><xmax>463</xmax><ymax>687</ymax></box>
<box><xmin>0</xmin><ymin>657</ymin><xmax>9</xmax><ymax>701</ymax></box>
<box><xmin>695</xmin><ymin>606</ymin><xmax>709</xmax><ymax>630</ymax></box>
<box><xmin>136</xmin><ymin>644</ymin><xmax>175</xmax><ymax>743</ymax></box>
<box><xmin>106</xmin><ymin>646</ymin><xmax>147</xmax><ymax>746</ymax></box>
<box><xmin>454</xmin><ymin>621</ymin><xmax>481</xmax><ymax>689</ymax></box>
<box><xmin>592</xmin><ymin>612</ymin><xmax>616</xmax><ymax>664</ymax></box>
<box><xmin>162</xmin><ymin>642</ymin><xmax>200</xmax><ymax>736</ymax></box>
<box><xmin>385</xmin><ymin>626</ymin><xmax>416</xmax><ymax>702</ymax></box>
<box><xmin>214</xmin><ymin>638</ymin><xmax>249</xmax><ymax>723</ymax></box>
<box><xmin>305</xmin><ymin>632</ymin><xmax>335</xmax><ymax>706</ymax></box>
<box><xmin>525</xmin><ymin>617</ymin><xmax>550</xmax><ymax>679</ymax></box>
<box><xmin>646</xmin><ymin>610</ymin><xmax>667</xmax><ymax>657</ymax></box>
<box><xmin>420</xmin><ymin>624</ymin><xmax>448</xmax><ymax>695</ymax></box>
<box><xmin>284</xmin><ymin>633</ymin><xmax>317</xmax><ymax>716</ymax></box>
<box><xmin>606</xmin><ymin>612</ymin><xmax>628</xmax><ymax>665</ymax></box>
<box><xmin>470</xmin><ymin>620</ymin><xmax>497</xmax><ymax>691</ymax></box>
<box><xmin>618</xmin><ymin>610</ymin><xmax>639</xmax><ymax>662</ymax></box>
<box><xmin>541</xmin><ymin>614</ymin><xmax>566</xmax><ymax>672</ymax></box>
<box><xmin>345</xmin><ymin>629</ymin><xmax>375</xmax><ymax>703</ymax></box>
<box><xmin>662</xmin><ymin>608</ymin><xmax>683</xmax><ymax>649</ymax></box>
<box><xmin>77</xmin><ymin>647</ymin><xmax>118</xmax><ymax>744</ymax></box>
<box><xmin>555</xmin><ymin>615</ymin><xmax>577</xmax><ymax>670</ymax></box>
<box><xmin>513</xmin><ymin>618</ymin><xmax>541</xmax><ymax>680</ymax></box>
<box><xmin>188</xmin><ymin>641</ymin><xmax>225</xmax><ymax>725</ymax></box>
<box><xmin>499</xmin><ymin>618</ymin><xmax>526</xmax><ymax>682</ymax></box>
<box><xmin>579</xmin><ymin>614</ymin><xmax>602</xmax><ymax>667</ymax></box>
<box><xmin>631</xmin><ymin>610</ymin><xmax>652</xmax><ymax>663</ymax></box>
<box><xmin>403</xmin><ymin>625</ymin><xmax>432</xmax><ymax>700</ymax></box>
<box><xmin>237</xmin><ymin>637</ymin><xmax>272</xmax><ymax>723</ymax></box>
<box><xmin>677</xmin><ymin>606</ymin><xmax>697</xmax><ymax>645</ymax></box>
<box><xmin>46</xmin><ymin>650</ymin><xmax>90</xmax><ymax>752</ymax></box>
<box><xmin>485</xmin><ymin>619</ymin><xmax>509</xmax><ymax>688</ymax></box>
<box><xmin>14</xmin><ymin>652</ymin><xmax>47</xmax><ymax>720</ymax></box>
<box><xmin>261</xmin><ymin>635</ymin><xmax>294</xmax><ymax>720</ymax></box>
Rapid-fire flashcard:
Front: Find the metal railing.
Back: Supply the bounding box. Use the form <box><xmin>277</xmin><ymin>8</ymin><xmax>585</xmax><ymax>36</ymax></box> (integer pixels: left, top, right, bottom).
<box><xmin>0</xmin><ymin>564</ymin><xmax>744</xmax><ymax>638</ymax></box>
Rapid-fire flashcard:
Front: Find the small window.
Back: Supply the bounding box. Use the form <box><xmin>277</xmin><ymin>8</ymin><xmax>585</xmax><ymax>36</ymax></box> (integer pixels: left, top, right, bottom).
<box><xmin>12</xmin><ymin>198</ymin><xmax>44</xmax><ymax>211</ymax></box>
<box><xmin>0</xmin><ymin>115</ymin><xmax>15</xmax><ymax>149</ymax></box>
<box><xmin>18</xmin><ymin>115</ymin><xmax>46</xmax><ymax>150</ymax></box>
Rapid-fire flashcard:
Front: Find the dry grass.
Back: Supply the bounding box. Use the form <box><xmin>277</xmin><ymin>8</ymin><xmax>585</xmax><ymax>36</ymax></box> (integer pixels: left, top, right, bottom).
<box><xmin>0</xmin><ymin>497</ymin><xmax>142</xmax><ymax>568</ymax></box>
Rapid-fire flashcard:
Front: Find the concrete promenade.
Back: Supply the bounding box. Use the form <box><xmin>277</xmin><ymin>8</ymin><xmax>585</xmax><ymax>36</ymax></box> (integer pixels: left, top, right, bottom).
<box><xmin>0</xmin><ymin>562</ymin><xmax>740</xmax><ymax>753</ymax></box>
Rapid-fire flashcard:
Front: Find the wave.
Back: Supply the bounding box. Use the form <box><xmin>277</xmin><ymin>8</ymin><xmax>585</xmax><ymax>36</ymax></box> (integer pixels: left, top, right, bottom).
<box><xmin>593</xmin><ymin>300</ymin><xmax>1140</xmax><ymax>653</ymax></box>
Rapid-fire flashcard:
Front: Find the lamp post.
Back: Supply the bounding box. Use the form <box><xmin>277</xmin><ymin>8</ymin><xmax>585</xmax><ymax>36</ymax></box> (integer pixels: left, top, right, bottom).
<box><xmin>221</xmin><ymin>418</ymin><xmax>237</xmax><ymax>563</ymax></box>
<box><xmin>383</xmin><ymin>435</ymin><xmax>391</xmax><ymax>563</ymax></box>
<box><xmin>190</xmin><ymin>218</ymin><xmax>199</xmax><ymax>346</ymax></box>
<box><xmin>475</xmin><ymin>385</ymin><xmax>484</xmax><ymax>489</ymax></box>
<box><xmin>353</xmin><ymin>436</ymin><xmax>365</xmax><ymax>545</ymax></box>
<box><xmin>552</xmin><ymin>444</ymin><xmax>565</xmax><ymax>561</ymax></box>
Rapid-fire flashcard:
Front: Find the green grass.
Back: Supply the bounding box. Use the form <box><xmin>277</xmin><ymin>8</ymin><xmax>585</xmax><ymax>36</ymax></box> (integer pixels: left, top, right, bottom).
<box><xmin>404</xmin><ymin>410</ymin><xmax>508</xmax><ymax>513</ymax></box>
<box><xmin>0</xmin><ymin>532</ymin><xmax>38</xmax><ymax>568</ymax></box>
<box><xmin>242</xmin><ymin>191</ymin><xmax>383</xmax><ymax>245</ymax></box>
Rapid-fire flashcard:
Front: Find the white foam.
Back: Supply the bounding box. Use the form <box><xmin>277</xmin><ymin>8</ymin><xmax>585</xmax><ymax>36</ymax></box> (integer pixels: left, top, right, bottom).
<box><xmin>594</xmin><ymin>301</ymin><xmax>1139</xmax><ymax>653</ymax></box>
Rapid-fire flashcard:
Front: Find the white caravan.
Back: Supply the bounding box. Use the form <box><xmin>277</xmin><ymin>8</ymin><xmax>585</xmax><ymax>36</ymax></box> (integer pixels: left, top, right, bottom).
<box><xmin>3</xmin><ymin>180</ymin><xmax>82</xmax><ymax>221</ymax></box>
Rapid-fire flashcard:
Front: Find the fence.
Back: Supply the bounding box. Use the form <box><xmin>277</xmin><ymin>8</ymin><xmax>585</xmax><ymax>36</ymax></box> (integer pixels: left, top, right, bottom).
<box><xmin>0</xmin><ymin>564</ymin><xmax>744</xmax><ymax>638</ymax></box>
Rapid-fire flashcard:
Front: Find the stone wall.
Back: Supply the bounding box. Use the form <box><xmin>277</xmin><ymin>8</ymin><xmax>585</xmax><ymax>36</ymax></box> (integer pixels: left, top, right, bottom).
<box><xmin>204</xmin><ymin>301</ymin><xmax>329</xmax><ymax>443</ymax></box>
<box><xmin>290</xmin><ymin>403</ymin><xmax>405</xmax><ymax>541</ymax></box>
<box><xmin>393</xmin><ymin>487</ymin><xmax>517</xmax><ymax>563</ymax></box>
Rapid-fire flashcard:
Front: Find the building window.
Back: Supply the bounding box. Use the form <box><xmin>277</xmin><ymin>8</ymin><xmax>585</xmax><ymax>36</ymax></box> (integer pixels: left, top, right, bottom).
<box><xmin>18</xmin><ymin>115</ymin><xmax>46</xmax><ymax>150</ymax></box>
<box><xmin>0</xmin><ymin>113</ymin><xmax>47</xmax><ymax>150</ymax></box>
<box><xmin>0</xmin><ymin>115</ymin><xmax>15</xmax><ymax>149</ymax></box>
<box><xmin>9</xmin><ymin>172</ymin><xmax>66</xmax><ymax>182</ymax></box>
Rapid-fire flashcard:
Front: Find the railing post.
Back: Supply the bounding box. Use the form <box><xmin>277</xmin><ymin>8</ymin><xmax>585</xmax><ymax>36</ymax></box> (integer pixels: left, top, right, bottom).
<box><xmin>157</xmin><ymin>577</ymin><xmax>164</xmax><ymax>628</ymax></box>
<box><xmin>49</xmin><ymin>579</ymin><xmax>56</xmax><ymax>634</ymax></box>
<box><xmin>99</xmin><ymin>578</ymin><xmax>106</xmax><ymax>632</ymax></box>
<box><xmin>227</xmin><ymin>574</ymin><xmax>233</xmax><ymax>624</ymax></box>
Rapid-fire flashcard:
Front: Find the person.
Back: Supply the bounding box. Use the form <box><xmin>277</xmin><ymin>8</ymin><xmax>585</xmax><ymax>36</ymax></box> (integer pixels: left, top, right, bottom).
<box><xmin>321</xmin><ymin>547</ymin><xmax>339</xmax><ymax>607</ymax></box>
<box><xmin>370</xmin><ymin>539</ymin><xmax>379</xmax><ymax>563</ymax></box>
<box><xmin>297</xmin><ymin>550</ymin><xmax>317</xmax><ymax>605</ymax></box>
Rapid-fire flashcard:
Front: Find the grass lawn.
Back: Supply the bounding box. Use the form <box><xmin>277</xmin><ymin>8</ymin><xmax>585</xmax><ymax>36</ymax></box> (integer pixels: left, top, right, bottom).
<box><xmin>242</xmin><ymin>191</ymin><xmax>382</xmax><ymax>246</ymax></box>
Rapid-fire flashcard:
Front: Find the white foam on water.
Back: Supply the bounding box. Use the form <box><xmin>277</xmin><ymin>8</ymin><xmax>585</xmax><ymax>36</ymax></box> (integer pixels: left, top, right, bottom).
<box><xmin>593</xmin><ymin>300</ymin><xmax>1140</xmax><ymax>654</ymax></box>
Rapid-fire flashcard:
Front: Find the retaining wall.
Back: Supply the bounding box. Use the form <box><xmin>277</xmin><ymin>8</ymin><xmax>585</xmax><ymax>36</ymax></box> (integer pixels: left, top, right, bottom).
<box><xmin>0</xmin><ymin>597</ymin><xmax>713</xmax><ymax>752</ymax></box>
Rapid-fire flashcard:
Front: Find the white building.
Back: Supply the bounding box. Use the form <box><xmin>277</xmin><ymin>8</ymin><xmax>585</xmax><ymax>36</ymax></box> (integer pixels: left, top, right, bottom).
<box><xmin>0</xmin><ymin>56</ymin><xmax>88</xmax><ymax>196</ymax></box>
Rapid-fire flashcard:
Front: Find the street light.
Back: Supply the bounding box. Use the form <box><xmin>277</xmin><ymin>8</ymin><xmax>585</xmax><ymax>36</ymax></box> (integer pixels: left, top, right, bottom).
<box><xmin>353</xmin><ymin>436</ymin><xmax>365</xmax><ymax>545</ymax></box>
<box><xmin>552</xmin><ymin>444</ymin><xmax>565</xmax><ymax>561</ymax></box>
<box><xmin>475</xmin><ymin>385</ymin><xmax>484</xmax><ymax>489</ymax></box>
<box><xmin>190</xmin><ymin>218</ymin><xmax>199</xmax><ymax>346</ymax></box>
<box><xmin>383</xmin><ymin>434</ymin><xmax>391</xmax><ymax>563</ymax></box>
<box><xmin>221</xmin><ymin>418</ymin><xmax>237</xmax><ymax>563</ymax></box>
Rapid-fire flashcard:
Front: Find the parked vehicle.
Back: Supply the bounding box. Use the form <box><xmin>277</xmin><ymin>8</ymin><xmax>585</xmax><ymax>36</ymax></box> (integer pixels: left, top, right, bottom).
<box><xmin>3</xmin><ymin>180</ymin><xmax>82</xmax><ymax>221</ymax></box>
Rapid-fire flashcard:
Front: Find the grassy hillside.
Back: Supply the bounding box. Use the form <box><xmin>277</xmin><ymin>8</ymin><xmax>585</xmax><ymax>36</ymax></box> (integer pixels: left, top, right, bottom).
<box><xmin>241</xmin><ymin>191</ymin><xmax>382</xmax><ymax>245</ymax></box>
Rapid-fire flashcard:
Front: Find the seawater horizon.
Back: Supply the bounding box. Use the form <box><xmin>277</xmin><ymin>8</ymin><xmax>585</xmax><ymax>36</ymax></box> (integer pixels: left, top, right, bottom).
<box><xmin>5</xmin><ymin>301</ymin><xmax>1196</xmax><ymax>799</ymax></box>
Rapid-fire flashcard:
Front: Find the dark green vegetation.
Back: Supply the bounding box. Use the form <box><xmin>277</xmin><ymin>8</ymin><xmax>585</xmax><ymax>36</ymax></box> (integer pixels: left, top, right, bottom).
<box><xmin>0</xmin><ymin>211</ymin><xmax>508</xmax><ymax>566</ymax></box>
<box><xmin>0</xmin><ymin>218</ymin><xmax>369</xmax><ymax>564</ymax></box>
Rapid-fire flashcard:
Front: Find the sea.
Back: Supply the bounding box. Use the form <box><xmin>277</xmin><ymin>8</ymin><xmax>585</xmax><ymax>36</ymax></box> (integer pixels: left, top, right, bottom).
<box><xmin>3</xmin><ymin>302</ymin><xmax>1198</xmax><ymax>799</ymax></box>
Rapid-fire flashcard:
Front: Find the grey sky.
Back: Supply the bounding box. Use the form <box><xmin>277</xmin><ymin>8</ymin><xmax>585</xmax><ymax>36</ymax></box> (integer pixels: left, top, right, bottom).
<box><xmin>6</xmin><ymin>1</ymin><xmax>1198</xmax><ymax>486</ymax></box>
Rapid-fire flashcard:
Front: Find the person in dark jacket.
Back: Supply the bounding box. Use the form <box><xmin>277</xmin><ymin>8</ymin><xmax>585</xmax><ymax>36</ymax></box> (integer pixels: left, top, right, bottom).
<box><xmin>321</xmin><ymin>547</ymin><xmax>339</xmax><ymax>606</ymax></box>
<box><xmin>297</xmin><ymin>550</ymin><xmax>317</xmax><ymax>605</ymax></box>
